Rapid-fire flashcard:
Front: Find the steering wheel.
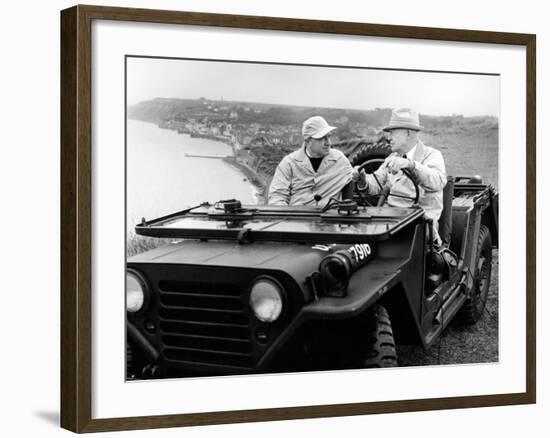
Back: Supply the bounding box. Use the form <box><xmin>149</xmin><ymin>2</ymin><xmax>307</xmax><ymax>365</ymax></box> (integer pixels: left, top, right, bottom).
<box><xmin>357</xmin><ymin>157</ymin><xmax>386</xmax><ymax>174</ymax></box>
<box><xmin>376</xmin><ymin>168</ymin><xmax>420</xmax><ymax>206</ymax></box>
<box><xmin>353</xmin><ymin>158</ymin><xmax>385</xmax><ymax>207</ymax></box>
<box><xmin>356</xmin><ymin>159</ymin><xmax>420</xmax><ymax>207</ymax></box>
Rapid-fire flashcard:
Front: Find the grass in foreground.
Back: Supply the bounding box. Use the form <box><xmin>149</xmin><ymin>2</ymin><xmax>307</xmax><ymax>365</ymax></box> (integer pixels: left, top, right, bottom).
<box><xmin>127</xmin><ymin>234</ymin><xmax>173</xmax><ymax>257</ymax></box>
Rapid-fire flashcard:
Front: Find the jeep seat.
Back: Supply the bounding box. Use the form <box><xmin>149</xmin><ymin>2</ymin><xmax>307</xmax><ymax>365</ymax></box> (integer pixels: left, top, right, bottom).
<box><xmin>438</xmin><ymin>176</ymin><xmax>454</xmax><ymax>247</ymax></box>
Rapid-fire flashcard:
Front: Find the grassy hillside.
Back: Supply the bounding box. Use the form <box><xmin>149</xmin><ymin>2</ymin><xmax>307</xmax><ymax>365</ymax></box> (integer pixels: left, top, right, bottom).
<box><xmin>423</xmin><ymin>124</ymin><xmax>498</xmax><ymax>187</ymax></box>
<box><xmin>128</xmin><ymin>98</ymin><xmax>200</xmax><ymax>123</ymax></box>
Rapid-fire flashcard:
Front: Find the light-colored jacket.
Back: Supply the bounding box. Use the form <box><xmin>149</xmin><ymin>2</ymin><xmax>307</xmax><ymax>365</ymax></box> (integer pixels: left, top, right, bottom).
<box><xmin>361</xmin><ymin>140</ymin><xmax>447</xmax><ymax>232</ymax></box>
<box><xmin>268</xmin><ymin>146</ymin><xmax>353</xmax><ymax>207</ymax></box>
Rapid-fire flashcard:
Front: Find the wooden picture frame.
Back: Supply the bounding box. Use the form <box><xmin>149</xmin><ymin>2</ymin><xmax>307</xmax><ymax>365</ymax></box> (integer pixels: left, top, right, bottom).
<box><xmin>60</xmin><ymin>4</ymin><xmax>536</xmax><ymax>433</ymax></box>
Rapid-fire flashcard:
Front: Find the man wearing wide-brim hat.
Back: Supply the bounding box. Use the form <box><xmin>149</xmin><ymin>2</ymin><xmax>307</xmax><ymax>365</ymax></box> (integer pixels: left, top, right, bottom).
<box><xmin>355</xmin><ymin>108</ymin><xmax>447</xmax><ymax>243</ymax></box>
<box><xmin>269</xmin><ymin>116</ymin><xmax>354</xmax><ymax>207</ymax></box>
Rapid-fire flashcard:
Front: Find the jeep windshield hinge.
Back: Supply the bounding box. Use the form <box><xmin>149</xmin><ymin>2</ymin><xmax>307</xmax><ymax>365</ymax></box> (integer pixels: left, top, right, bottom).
<box><xmin>237</xmin><ymin>227</ymin><xmax>253</xmax><ymax>244</ymax></box>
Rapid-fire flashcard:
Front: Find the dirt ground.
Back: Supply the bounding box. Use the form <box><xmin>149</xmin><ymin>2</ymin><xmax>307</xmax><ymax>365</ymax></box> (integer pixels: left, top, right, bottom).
<box><xmin>397</xmin><ymin>250</ymin><xmax>499</xmax><ymax>366</ymax></box>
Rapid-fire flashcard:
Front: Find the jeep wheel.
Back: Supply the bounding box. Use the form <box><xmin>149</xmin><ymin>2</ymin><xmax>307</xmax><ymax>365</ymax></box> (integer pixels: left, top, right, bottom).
<box><xmin>361</xmin><ymin>304</ymin><xmax>398</xmax><ymax>368</ymax></box>
<box><xmin>457</xmin><ymin>225</ymin><xmax>493</xmax><ymax>325</ymax></box>
<box><xmin>347</xmin><ymin>141</ymin><xmax>392</xmax><ymax>206</ymax></box>
<box><xmin>348</xmin><ymin>141</ymin><xmax>392</xmax><ymax>173</ymax></box>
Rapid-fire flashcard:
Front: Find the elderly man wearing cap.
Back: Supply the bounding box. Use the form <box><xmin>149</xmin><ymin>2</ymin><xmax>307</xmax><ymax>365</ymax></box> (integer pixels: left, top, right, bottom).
<box><xmin>356</xmin><ymin>108</ymin><xmax>447</xmax><ymax>243</ymax></box>
<box><xmin>268</xmin><ymin>116</ymin><xmax>354</xmax><ymax>207</ymax></box>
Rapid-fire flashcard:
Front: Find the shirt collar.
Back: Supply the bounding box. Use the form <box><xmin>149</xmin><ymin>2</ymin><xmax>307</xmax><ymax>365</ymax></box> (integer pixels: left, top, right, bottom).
<box><xmin>406</xmin><ymin>143</ymin><xmax>418</xmax><ymax>160</ymax></box>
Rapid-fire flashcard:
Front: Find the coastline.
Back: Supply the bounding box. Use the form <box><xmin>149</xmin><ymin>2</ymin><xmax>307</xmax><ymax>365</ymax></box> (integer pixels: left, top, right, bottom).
<box><xmin>189</xmin><ymin>131</ymin><xmax>234</xmax><ymax>147</ymax></box>
<box><xmin>156</xmin><ymin>119</ymin><xmax>270</xmax><ymax>203</ymax></box>
<box><xmin>189</xmin><ymin>129</ymin><xmax>270</xmax><ymax>204</ymax></box>
<box><xmin>222</xmin><ymin>155</ymin><xmax>267</xmax><ymax>204</ymax></box>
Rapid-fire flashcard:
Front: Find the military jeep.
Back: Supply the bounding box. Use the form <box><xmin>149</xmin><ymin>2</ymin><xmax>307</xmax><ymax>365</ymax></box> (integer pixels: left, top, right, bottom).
<box><xmin>126</xmin><ymin>145</ymin><xmax>498</xmax><ymax>379</ymax></box>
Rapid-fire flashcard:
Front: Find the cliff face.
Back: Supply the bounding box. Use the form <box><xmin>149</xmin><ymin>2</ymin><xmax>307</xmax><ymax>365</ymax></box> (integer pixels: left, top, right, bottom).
<box><xmin>235</xmin><ymin>143</ymin><xmax>300</xmax><ymax>202</ymax></box>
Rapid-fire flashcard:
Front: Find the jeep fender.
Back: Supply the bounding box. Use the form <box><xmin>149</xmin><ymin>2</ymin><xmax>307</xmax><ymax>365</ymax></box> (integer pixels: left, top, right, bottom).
<box><xmin>256</xmin><ymin>223</ymin><xmax>427</xmax><ymax>369</ymax></box>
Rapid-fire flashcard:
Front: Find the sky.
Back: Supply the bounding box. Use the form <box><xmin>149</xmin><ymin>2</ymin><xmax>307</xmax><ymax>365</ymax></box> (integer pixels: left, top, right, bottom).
<box><xmin>126</xmin><ymin>56</ymin><xmax>499</xmax><ymax>117</ymax></box>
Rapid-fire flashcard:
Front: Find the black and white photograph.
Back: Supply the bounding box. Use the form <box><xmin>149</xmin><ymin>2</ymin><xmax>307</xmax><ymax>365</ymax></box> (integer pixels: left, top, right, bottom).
<box><xmin>125</xmin><ymin>56</ymin><xmax>500</xmax><ymax>380</ymax></box>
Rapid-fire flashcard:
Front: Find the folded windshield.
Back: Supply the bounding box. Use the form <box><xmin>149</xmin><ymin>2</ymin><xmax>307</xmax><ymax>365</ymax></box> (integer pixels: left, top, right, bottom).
<box><xmin>135</xmin><ymin>201</ymin><xmax>423</xmax><ymax>244</ymax></box>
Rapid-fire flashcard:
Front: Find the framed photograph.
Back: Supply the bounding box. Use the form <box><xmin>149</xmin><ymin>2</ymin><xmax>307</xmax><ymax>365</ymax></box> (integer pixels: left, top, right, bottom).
<box><xmin>60</xmin><ymin>4</ymin><xmax>536</xmax><ymax>433</ymax></box>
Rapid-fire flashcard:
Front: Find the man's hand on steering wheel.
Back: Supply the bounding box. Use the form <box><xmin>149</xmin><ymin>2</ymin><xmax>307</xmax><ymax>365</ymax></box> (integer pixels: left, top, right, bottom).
<box><xmin>352</xmin><ymin>166</ymin><xmax>368</xmax><ymax>186</ymax></box>
<box><xmin>353</xmin><ymin>155</ymin><xmax>420</xmax><ymax>206</ymax></box>
<box><xmin>351</xmin><ymin>166</ymin><xmax>362</xmax><ymax>183</ymax></box>
<box><xmin>385</xmin><ymin>155</ymin><xmax>415</xmax><ymax>174</ymax></box>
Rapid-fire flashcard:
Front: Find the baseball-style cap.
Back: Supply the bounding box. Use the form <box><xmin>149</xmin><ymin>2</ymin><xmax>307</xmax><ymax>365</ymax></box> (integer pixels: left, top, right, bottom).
<box><xmin>383</xmin><ymin>108</ymin><xmax>424</xmax><ymax>131</ymax></box>
<box><xmin>302</xmin><ymin>116</ymin><xmax>337</xmax><ymax>139</ymax></box>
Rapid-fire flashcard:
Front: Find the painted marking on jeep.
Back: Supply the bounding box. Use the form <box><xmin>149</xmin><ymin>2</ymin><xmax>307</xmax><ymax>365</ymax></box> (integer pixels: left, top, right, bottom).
<box><xmin>311</xmin><ymin>244</ymin><xmax>332</xmax><ymax>252</ymax></box>
<box><xmin>348</xmin><ymin>243</ymin><xmax>373</xmax><ymax>263</ymax></box>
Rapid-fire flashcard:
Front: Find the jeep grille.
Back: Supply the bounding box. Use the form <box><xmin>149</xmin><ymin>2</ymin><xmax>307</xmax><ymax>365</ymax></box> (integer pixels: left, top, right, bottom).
<box><xmin>158</xmin><ymin>280</ymin><xmax>253</xmax><ymax>372</ymax></box>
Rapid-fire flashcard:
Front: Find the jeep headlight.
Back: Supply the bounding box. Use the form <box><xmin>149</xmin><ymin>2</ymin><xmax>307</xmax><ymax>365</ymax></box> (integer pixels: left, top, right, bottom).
<box><xmin>126</xmin><ymin>271</ymin><xmax>146</xmax><ymax>313</ymax></box>
<box><xmin>249</xmin><ymin>277</ymin><xmax>283</xmax><ymax>323</ymax></box>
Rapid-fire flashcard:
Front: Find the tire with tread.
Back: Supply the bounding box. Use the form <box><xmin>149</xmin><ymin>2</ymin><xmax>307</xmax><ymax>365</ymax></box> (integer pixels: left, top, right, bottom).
<box><xmin>362</xmin><ymin>304</ymin><xmax>398</xmax><ymax>368</ymax></box>
<box><xmin>348</xmin><ymin>141</ymin><xmax>392</xmax><ymax>171</ymax></box>
<box><xmin>456</xmin><ymin>225</ymin><xmax>493</xmax><ymax>325</ymax></box>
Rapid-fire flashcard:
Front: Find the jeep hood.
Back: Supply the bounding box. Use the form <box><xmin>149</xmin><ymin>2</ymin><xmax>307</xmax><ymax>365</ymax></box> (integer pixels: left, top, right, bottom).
<box><xmin>128</xmin><ymin>240</ymin><xmax>328</xmax><ymax>279</ymax></box>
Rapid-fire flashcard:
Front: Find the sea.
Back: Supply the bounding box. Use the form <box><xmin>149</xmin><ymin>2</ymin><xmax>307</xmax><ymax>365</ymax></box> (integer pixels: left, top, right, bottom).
<box><xmin>126</xmin><ymin>119</ymin><xmax>257</xmax><ymax>235</ymax></box>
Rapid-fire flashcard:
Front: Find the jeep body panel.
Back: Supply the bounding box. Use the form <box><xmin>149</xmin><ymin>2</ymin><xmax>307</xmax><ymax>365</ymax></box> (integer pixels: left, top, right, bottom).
<box><xmin>255</xmin><ymin>223</ymin><xmax>427</xmax><ymax>369</ymax></box>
